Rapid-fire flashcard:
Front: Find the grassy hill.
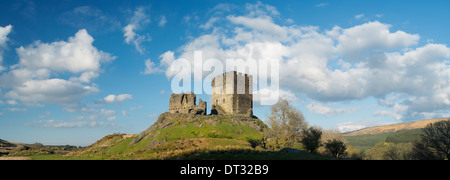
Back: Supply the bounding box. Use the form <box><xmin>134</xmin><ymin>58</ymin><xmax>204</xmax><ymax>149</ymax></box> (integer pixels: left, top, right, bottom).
<box><xmin>62</xmin><ymin>113</ymin><xmax>328</xmax><ymax>160</ymax></box>
<box><xmin>2</xmin><ymin>112</ymin><xmax>330</xmax><ymax>160</ymax></box>
<box><xmin>342</xmin><ymin>118</ymin><xmax>448</xmax><ymax>151</ymax></box>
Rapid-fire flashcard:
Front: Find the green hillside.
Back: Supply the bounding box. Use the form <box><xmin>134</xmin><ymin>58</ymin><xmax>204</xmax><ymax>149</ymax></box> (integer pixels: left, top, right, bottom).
<box><xmin>344</xmin><ymin>128</ymin><xmax>424</xmax><ymax>150</ymax></box>
<box><xmin>67</xmin><ymin>113</ymin><xmax>266</xmax><ymax>159</ymax></box>
<box><xmin>59</xmin><ymin>112</ymin><xmax>327</xmax><ymax>160</ymax></box>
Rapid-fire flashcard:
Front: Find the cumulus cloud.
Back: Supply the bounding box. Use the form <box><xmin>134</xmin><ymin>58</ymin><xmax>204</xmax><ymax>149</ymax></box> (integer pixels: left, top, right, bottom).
<box><xmin>157</xmin><ymin>2</ymin><xmax>450</xmax><ymax>122</ymax></box>
<box><xmin>253</xmin><ymin>88</ymin><xmax>297</xmax><ymax>105</ymax></box>
<box><xmin>123</xmin><ymin>6</ymin><xmax>151</xmax><ymax>54</ymax></box>
<box><xmin>16</xmin><ymin>29</ymin><xmax>113</xmax><ymax>73</ymax></box>
<box><xmin>373</xmin><ymin>110</ymin><xmax>402</xmax><ymax>120</ymax></box>
<box><xmin>6</xmin><ymin>78</ymin><xmax>99</xmax><ymax>108</ymax></box>
<box><xmin>6</xmin><ymin>107</ymin><xmax>27</xmax><ymax>112</ymax></box>
<box><xmin>143</xmin><ymin>58</ymin><xmax>164</xmax><ymax>74</ymax></box>
<box><xmin>0</xmin><ymin>25</ymin><xmax>12</xmax><ymax>72</ymax></box>
<box><xmin>25</xmin><ymin>119</ymin><xmax>116</xmax><ymax>128</ymax></box>
<box><xmin>102</xmin><ymin>94</ymin><xmax>133</xmax><ymax>104</ymax></box>
<box><xmin>335</xmin><ymin>21</ymin><xmax>419</xmax><ymax>60</ymax></box>
<box><xmin>0</xmin><ymin>29</ymin><xmax>114</xmax><ymax>111</ymax></box>
<box><xmin>0</xmin><ymin>25</ymin><xmax>12</xmax><ymax>48</ymax></box>
<box><xmin>307</xmin><ymin>102</ymin><xmax>359</xmax><ymax>116</ymax></box>
<box><xmin>337</xmin><ymin>120</ymin><xmax>395</xmax><ymax>133</ymax></box>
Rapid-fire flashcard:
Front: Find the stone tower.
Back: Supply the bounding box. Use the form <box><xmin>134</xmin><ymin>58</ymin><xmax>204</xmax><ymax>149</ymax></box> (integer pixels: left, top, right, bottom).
<box><xmin>211</xmin><ymin>71</ymin><xmax>253</xmax><ymax>115</ymax></box>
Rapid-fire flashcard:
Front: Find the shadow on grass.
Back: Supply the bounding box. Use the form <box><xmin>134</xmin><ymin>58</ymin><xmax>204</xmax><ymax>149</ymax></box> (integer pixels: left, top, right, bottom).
<box><xmin>165</xmin><ymin>149</ymin><xmax>331</xmax><ymax>160</ymax></box>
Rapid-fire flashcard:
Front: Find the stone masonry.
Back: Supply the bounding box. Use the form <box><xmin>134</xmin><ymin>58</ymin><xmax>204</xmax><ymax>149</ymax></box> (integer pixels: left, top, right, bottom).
<box><xmin>168</xmin><ymin>71</ymin><xmax>253</xmax><ymax>116</ymax></box>
<box><xmin>168</xmin><ymin>92</ymin><xmax>207</xmax><ymax>115</ymax></box>
<box><xmin>211</xmin><ymin>71</ymin><xmax>253</xmax><ymax>115</ymax></box>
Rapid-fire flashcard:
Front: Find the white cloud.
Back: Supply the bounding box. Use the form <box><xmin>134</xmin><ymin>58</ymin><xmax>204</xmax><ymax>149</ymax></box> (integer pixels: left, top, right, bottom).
<box><xmin>253</xmin><ymin>88</ymin><xmax>297</xmax><ymax>105</ymax></box>
<box><xmin>16</xmin><ymin>29</ymin><xmax>114</xmax><ymax>73</ymax></box>
<box><xmin>59</xmin><ymin>6</ymin><xmax>121</xmax><ymax>33</ymax></box>
<box><xmin>0</xmin><ymin>29</ymin><xmax>113</xmax><ymax>110</ymax></box>
<box><xmin>0</xmin><ymin>25</ymin><xmax>13</xmax><ymax>72</ymax></box>
<box><xmin>100</xmin><ymin>109</ymin><xmax>116</xmax><ymax>116</ymax></box>
<box><xmin>26</xmin><ymin>119</ymin><xmax>116</xmax><ymax>128</ymax></box>
<box><xmin>337</xmin><ymin>120</ymin><xmax>395</xmax><ymax>133</ymax></box>
<box><xmin>123</xmin><ymin>7</ymin><xmax>151</xmax><ymax>54</ymax></box>
<box><xmin>245</xmin><ymin>1</ymin><xmax>279</xmax><ymax>18</ymax></box>
<box><xmin>103</xmin><ymin>94</ymin><xmax>133</xmax><ymax>104</ymax></box>
<box><xmin>336</xmin><ymin>21</ymin><xmax>420</xmax><ymax>61</ymax></box>
<box><xmin>6</xmin><ymin>100</ymin><xmax>18</xmax><ymax>105</ymax></box>
<box><xmin>158</xmin><ymin>2</ymin><xmax>450</xmax><ymax>122</ymax></box>
<box><xmin>200</xmin><ymin>17</ymin><xmax>219</xmax><ymax>30</ymax></box>
<box><xmin>227</xmin><ymin>15</ymin><xmax>288</xmax><ymax>41</ymax></box>
<box><xmin>0</xmin><ymin>25</ymin><xmax>12</xmax><ymax>48</ymax></box>
<box><xmin>354</xmin><ymin>14</ymin><xmax>365</xmax><ymax>20</ymax></box>
<box><xmin>6</xmin><ymin>107</ymin><xmax>27</xmax><ymax>112</ymax></box>
<box><xmin>307</xmin><ymin>102</ymin><xmax>359</xmax><ymax>115</ymax></box>
<box><xmin>5</xmin><ymin>78</ymin><xmax>99</xmax><ymax>109</ymax></box>
<box><xmin>107</xmin><ymin>116</ymin><xmax>117</xmax><ymax>121</ymax></box>
<box><xmin>373</xmin><ymin>110</ymin><xmax>402</xmax><ymax>120</ymax></box>
<box><xmin>143</xmin><ymin>58</ymin><xmax>164</xmax><ymax>74</ymax></box>
<box><xmin>316</xmin><ymin>3</ymin><xmax>328</xmax><ymax>7</ymax></box>
<box><xmin>159</xmin><ymin>15</ymin><xmax>167</xmax><ymax>27</ymax></box>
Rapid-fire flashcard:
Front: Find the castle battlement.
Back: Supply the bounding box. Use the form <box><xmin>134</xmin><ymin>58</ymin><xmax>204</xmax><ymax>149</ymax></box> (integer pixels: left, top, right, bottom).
<box><xmin>211</xmin><ymin>71</ymin><xmax>253</xmax><ymax>115</ymax></box>
<box><xmin>211</xmin><ymin>71</ymin><xmax>253</xmax><ymax>95</ymax></box>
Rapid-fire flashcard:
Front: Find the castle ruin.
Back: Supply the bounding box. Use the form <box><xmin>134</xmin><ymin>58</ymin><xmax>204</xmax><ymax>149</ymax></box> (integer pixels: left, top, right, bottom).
<box><xmin>211</xmin><ymin>71</ymin><xmax>253</xmax><ymax>116</ymax></box>
<box><xmin>168</xmin><ymin>92</ymin><xmax>207</xmax><ymax>115</ymax></box>
<box><xmin>168</xmin><ymin>71</ymin><xmax>253</xmax><ymax>116</ymax></box>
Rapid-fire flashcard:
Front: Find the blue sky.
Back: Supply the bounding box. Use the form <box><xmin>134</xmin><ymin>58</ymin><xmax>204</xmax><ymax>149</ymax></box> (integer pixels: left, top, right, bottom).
<box><xmin>1</xmin><ymin>0</ymin><xmax>450</xmax><ymax>146</ymax></box>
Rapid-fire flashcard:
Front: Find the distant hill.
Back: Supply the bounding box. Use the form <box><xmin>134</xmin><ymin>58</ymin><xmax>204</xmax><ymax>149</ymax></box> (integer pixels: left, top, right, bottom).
<box><xmin>343</xmin><ymin>117</ymin><xmax>450</xmax><ymax>136</ymax></box>
<box><xmin>0</xmin><ymin>139</ymin><xmax>78</xmax><ymax>159</ymax></box>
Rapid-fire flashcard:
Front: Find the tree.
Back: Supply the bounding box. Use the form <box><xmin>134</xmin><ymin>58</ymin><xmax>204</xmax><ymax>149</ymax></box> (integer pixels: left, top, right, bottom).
<box><xmin>410</xmin><ymin>141</ymin><xmax>440</xmax><ymax>160</ymax></box>
<box><xmin>410</xmin><ymin>120</ymin><xmax>450</xmax><ymax>160</ymax></box>
<box><xmin>248</xmin><ymin>139</ymin><xmax>261</xmax><ymax>150</ymax></box>
<box><xmin>324</xmin><ymin>139</ymin><xmax>347</xmax><ymax>158</ymax></box>
<box><xmin>300</xmin><ymin>127</ymin><xmax>322</xmax><ymax>153</ymax></box>
<box><xmin>264</xmin><ymin>99</ymin><xmax>308</xmax><ymax>149</ymax></box>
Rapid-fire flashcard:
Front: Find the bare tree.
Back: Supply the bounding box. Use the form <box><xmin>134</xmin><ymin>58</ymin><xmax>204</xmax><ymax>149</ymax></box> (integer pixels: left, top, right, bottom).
<box><xmin>264</xmin><ymin>99</ymin><xmax>308</xmax><ymax>149</ymax></box>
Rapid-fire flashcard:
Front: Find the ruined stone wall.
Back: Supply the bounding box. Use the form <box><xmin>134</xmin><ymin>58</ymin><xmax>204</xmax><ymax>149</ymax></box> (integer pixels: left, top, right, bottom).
<box><xmin>211</xmin><ymin>71</ymin><xmax>253</xmax><ymax>115</ymax></box>
<box><xmin>168</xmin><ymin>92</ymin><xmax>206</xmax><ymax>115</ymax></box>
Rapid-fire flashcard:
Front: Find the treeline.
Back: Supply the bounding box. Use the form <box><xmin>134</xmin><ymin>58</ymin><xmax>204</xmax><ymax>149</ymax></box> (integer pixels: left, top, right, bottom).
<box><xmin>252</xmin><ymin>99</ymin><xmax>361</xmax><ymax>159</ymax></box>
<box><xmin>254</xmin><ymin>99</ymin><xmax>450</xmax><ymax>160</ymax></box>
<box><xmin>364</xmin><ymin>120</ymin><xmax>450</xmax><ymax>160</ymax></box>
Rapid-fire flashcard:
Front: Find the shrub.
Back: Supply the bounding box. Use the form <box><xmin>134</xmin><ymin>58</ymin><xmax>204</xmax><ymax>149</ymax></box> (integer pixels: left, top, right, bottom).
<box><xmin>300</xmin><ymin>127</ymin><xmax>322</xmax><ymax>153</ymax></box>
<box><xmin>248</xmin><ymin>139</ymin><xmax>261</xmax><ymax>150</ymax></box>
<box><xmin>324</xmin><ymin>139</ymin><xmax>347</xmax><ymax>158</ymax></box>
